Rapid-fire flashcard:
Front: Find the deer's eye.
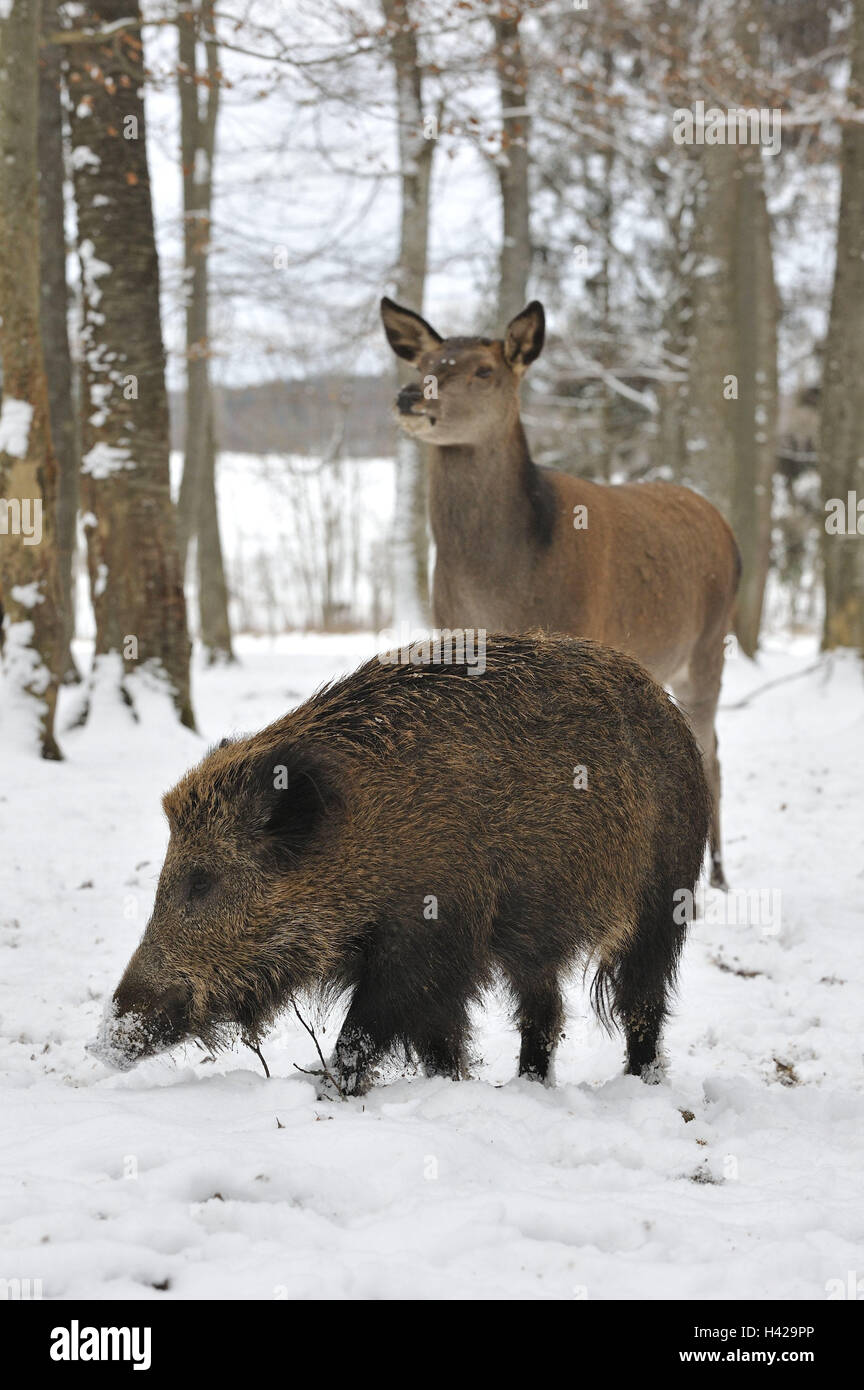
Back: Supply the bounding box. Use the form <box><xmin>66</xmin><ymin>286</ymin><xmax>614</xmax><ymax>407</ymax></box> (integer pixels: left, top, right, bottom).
<box><xmin>187</xmin><ymin>869</ymin><xmax>212</xmax><ymax>901</ymax></box>
<box><xmin>475</xmin><ymin>366</ymin><xmax>493</xmax><ymax>379</ymax></box>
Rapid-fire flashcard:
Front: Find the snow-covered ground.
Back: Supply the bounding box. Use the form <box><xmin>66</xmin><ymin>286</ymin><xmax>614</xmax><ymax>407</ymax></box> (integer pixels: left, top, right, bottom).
<box><xmin>1</xmin><ymin>634</ymin><xmax>862</xmax><ymax>1300</ymax></box>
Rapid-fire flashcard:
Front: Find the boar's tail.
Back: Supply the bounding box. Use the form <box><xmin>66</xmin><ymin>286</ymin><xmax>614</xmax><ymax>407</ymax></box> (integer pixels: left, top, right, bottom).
<box><xmin>587</xmin><ymin>871</ymin><xmax>690</xmax><ymax>1041</ymax></box>
<box><xmin>589</xmin><ymin>963</ymin><xmax>617</xmax><ymax>1035</ymax></box>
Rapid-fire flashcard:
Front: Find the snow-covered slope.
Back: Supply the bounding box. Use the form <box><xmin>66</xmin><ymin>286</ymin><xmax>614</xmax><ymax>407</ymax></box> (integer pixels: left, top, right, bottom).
<box><xmin>0</xmin><ymin>636</ymin><xmax>861</xmax><ymax>1299</ymax></box>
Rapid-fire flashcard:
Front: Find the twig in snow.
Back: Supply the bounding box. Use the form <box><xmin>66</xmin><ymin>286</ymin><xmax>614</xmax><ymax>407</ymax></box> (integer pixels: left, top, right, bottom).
<box><xmin>244</xmin><ymin>1040</ymin><xmax>270</xmax><ymax>1078</ymax></box>
<box><xmin>720</xmin><ymin>657</ymin><xmax>827</xmax><ymax>711</ymax></box>
<box><xmin>290</xmin><ymin>998</ymin><xmax>345</xmax><ymax>1097</ymax></box>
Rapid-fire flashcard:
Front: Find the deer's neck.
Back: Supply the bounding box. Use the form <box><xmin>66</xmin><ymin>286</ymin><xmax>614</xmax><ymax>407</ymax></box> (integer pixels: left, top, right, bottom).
<box><xmin>428</xmin><ymin>418</ymin><xmax>553</xmax><ymax>570</ymax></box>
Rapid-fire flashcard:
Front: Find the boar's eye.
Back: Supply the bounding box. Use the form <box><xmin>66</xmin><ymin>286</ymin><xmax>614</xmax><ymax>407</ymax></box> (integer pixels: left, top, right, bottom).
<box><xmin>187</xmin><ymin>869</ymin><xmax>212</xmax><ymax>901</ymax></box>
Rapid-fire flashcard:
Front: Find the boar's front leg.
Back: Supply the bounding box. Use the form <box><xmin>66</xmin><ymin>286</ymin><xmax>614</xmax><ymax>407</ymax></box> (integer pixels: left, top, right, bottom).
<box><xmin>328</xmin><ymin>1027</ymin><xmax>382</xmax><ymax>1098</ymax></box>
<box><xmin>324</xmin><ymin>992</ymin><xmax>393</xmax><ymax>1098</ymax></box>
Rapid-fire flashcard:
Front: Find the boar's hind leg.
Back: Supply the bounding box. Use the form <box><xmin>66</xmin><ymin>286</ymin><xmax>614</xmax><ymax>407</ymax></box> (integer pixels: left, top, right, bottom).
<box><xmin>621</xmin><ymin>996</ymin><xmax>667</xmax><ymax>1081</ymax></box>
<box><xmin>422</xmin><ymin>1033</ymin><xmax>467</xmax><ymax>1082</ymax></box>
<box><xmin>612</xmin><ymin>881</ymin><xmax>684</xmax><ymax>1082</ymax></box>
<box><xmin>515</xmin><ymin>979</ymin><xmax>565</xmax><ymax>1083</ymax></box>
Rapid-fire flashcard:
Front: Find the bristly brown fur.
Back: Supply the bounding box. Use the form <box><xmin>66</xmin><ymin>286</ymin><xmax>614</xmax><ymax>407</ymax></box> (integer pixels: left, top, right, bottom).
<box><xmin>104</xmin><ymin>634</ymin><xmax>711</xmax><ymax>1090</ymax></box>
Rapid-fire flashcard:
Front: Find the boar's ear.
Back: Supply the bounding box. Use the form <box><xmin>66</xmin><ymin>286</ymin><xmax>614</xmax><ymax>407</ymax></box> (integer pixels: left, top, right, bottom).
<box><xmin>256</xmin><ymin>747</ymin><xmax>342</xmax><ymax>857</ymax></box>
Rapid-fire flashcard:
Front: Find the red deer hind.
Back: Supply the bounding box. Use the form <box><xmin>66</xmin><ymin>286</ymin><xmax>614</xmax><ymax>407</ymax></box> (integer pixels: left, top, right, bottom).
<box><xmin>381</xmin><ymin>296</ymin><xmax>740</xmax><ymax>889</ymax></box>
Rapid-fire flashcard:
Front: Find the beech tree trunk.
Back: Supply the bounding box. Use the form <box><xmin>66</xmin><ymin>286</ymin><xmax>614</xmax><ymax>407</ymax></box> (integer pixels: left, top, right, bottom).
<box><xmin>820</xmin><ymin>0</ymin><xmax>864</xmax><ymax>652</ymax></box>
<box><xmin>38</xmin><ymin>0</ymin><xmax>79</xmax><ymax>683</ymax></box>
<box><xmin>67</xmin><ymin>0</ymin><xmax>194</xmax><ymax>725</ymax></box>
<box><xmin>683</xmin><ymin>0</ymin><xmax>777</xmax><ymax>657</ymax></box>
<box><xmin>492</xmin><ymin>7</ymin><xmax>532</xmax><ymax>333</ymax></box>
<box><xmin>197</xmin><ymin>402</ymin><xmax>232</xmax><ymax>658</ymax></box>
<box><xmin>382</xmin><ymin>0</ymin><xmax>435</xmax><ymax>625</ymax></box>
<box><xmin>0</xmin><ymin>0</ymin><xmax>64</xmax><ymax>758</ymax></box>
<box><xmin>175</xmin><ymin>0</ymin><xmax>233</xmax><ymax>661</ymax></box>
<box><xmin>730</xmin><ymin>139</ymin><xmax>778</xmax><ymax>656</ymax></box>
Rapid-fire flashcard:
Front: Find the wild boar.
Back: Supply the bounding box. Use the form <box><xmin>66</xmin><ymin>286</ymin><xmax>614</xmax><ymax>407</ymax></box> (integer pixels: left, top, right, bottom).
<box><xmin>91</xmin><ymin>633</ymin><xmax>710</xmax><ymax>1093</ymax></box>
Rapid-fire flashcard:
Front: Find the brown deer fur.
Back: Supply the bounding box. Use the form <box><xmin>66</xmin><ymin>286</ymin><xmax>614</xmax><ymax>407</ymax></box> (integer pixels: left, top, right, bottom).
<box><xmin>381</xmin><ymin>297</ymin><xmax>740</xmax><ymax>887</ymax></box>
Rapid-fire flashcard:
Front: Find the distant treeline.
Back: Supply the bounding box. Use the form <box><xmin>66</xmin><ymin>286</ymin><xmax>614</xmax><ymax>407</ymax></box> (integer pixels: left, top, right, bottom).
<box><xmin>169</xmin><ymin>375</ymin><xmax>395</xmax><ymax>457</ymax></box>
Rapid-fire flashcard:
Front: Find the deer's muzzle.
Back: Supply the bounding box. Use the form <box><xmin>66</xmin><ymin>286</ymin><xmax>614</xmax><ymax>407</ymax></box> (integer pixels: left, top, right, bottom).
<box><xmin>396</xmin><ymin>383</ymin><xmax>424</xmax><ymax>415</ymax></box>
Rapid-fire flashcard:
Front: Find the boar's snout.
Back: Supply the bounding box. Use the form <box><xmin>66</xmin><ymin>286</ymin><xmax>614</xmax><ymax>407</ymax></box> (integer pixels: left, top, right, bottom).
<box><xmin>114</xmin><ymin>977</ymin><xmax>191</xmax><ymax>1046</ymax></box>
<box><xmin>89</xmin><ymin>973</ymin><xmax>192</xmax><ymax>1071</ymax></box>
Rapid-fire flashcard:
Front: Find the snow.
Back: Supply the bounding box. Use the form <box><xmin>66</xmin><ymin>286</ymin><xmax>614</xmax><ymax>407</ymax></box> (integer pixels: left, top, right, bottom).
<box><xmin>0</xmin><ymin>634</ymin><xmax>861</xmax><ymax>1298</ymax></box>
<box><xmin>81</xmin><ymin>442</ymin><xmax>134</xmax><ymax>479</ymax></box>
<box><xmin>0</xmin><ymin>398</ymin><xmax>33</xmax><ymax>458</ymax></box>
<box><xmin>89</xmin><ymin>382</ymin><xmax>113</xmax><ymax>429</ymax></box>
<box><xmin>87</xmin><ymin>1000</ymin><xmax>148</xmax><ymax>1074</ymax></box>
<box><xmin>0</xmin><ymin>617</ymin><xmax>51</xmax><ymax>747</ymax></box>
<box><xmin>71</xmin><ymin>146</ymin><xmax>100</xmax><ymax>173</ymax></box>
<box><xmin>166</xmin><ymin>452</ymin><xmax>396</xmax><ymax>636</ymax></box>
<box><xmin>78</xmin><ymin>239</ymin><xmax>112</xmax><ymax>308</ymax></box>
<box><xmin>9</xmin><ymin>581</ymin><xmax>44</xmax><ymax>609</ymax></box>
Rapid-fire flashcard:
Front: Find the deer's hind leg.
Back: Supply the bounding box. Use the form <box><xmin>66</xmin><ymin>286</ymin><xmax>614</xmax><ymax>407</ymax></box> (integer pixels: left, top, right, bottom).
<box><xmin>672</xmin><ymin>638</ymin><xmax>728</xmax><ymax>891</ymax></box>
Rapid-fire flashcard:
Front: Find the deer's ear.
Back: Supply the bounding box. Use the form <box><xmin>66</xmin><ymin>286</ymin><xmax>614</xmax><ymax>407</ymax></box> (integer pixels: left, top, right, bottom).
<box><xmin>504</xmin><ymin>301</ymin><xmax>545</xmax><ymax>372</ymax></box>
<box><xmin>381</xmin><ymin>297</ymin><xmax>443</xmax><ymax>365</ymax></box>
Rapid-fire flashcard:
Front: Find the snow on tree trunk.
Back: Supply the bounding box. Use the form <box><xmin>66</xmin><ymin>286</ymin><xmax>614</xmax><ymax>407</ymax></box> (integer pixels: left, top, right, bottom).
<box><xmin>67</xmin><ymin>0</ymin><xmax>194</xmax><ymax>726</ymax></box>
<box><xmin>0</xmin><ymin>0</ymin><xmax>64</xmax><ymax>759</ymax></box>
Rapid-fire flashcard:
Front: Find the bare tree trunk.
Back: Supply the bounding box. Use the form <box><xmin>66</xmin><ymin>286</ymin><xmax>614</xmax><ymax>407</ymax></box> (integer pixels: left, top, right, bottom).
<box><xmin>596</xmin><ymin>47</ymin><xmax>615</xmax><ymax>483</ymax></box>
<box><xmin>492</xmin><ymin>6</ymin><xmax>532</xmax><ymax>333</ymax></box>
<box><xmin>653</xmin><ymin>181</ymin><xmax>693</xmax><ymax>485</ymax></box>
<box><xmin>682</xmin><ymin>143</ymin><xmax>737</xmax><ymax>509</ymax></box>
<box><xmin>175</xmin><ymin>1</ymin><xmax>233</xmax><ymax>661</ymax></box>
<box><xmin>38</xmin><ymin>0</ymin><xmax>79</xmax><ymax>684</ymax></box>
<box><xmin>730</xmin><ymin>139</ymin><xmax>777</xmax><ymax>656</ymax></box>
<box><xmin>197</xmin><ymin>401</ymin><xmax>233</xmax><ymax>657</ymax></box>
<box><xmin>382</xmin><ymin>0</ymin><xmax>435</xmax><ymax>625</ymax></box>
<box><xmin>683</xmin><ymin>0</ymin><xmax>777</xmax><ymax>656</ymax></box>
<box><xmin>820</xmin><ymin>0</ymin><xmax>864</xmax><ymax>652</ymax></box>
<box><xmin>0</xmin><ymin>0</ymin><xmax>63</xmax><ymax>758</ymax></box>
<box><xmin>175</xmin><ymin>7</ymin><xmax>205</xmax><ymax>577</ymax></box>
<box><xmin>67</xmin><ymin>0</ymin><xmax>194</xmax><ymax>726</ymax></box>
